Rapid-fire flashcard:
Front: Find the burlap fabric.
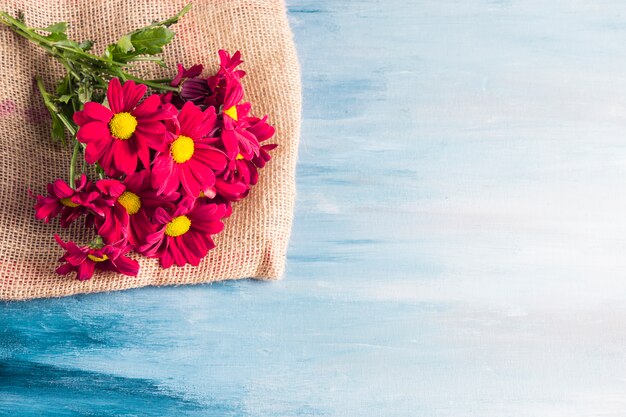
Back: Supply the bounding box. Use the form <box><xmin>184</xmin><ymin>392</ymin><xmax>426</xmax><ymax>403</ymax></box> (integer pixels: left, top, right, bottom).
<box><xmin>0</xmin><ymin>0</ymin><xmax>300</xmax><ymax>300</ymax></box>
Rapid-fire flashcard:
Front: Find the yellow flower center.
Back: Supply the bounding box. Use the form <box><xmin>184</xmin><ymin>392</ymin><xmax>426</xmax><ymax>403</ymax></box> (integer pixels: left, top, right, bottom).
<box><xmin>224</xmin><ymin>105</ymin><xmax>238</xmax><ymax>121</ymax></box>
<box><xmin>171</xmin><ymin>135</ymin><xmax>195</xmax><ymax>164</ymax></box>
<box><xmin>235</xmin><ymin>153</ymin><xmax>244</xmax><ymax>160</ymax></box>
<box><xmin>117</xmin><ymin>191</ymin><xmax>141</xmax><ymax>215</ymax></box>
<box><xmin>87</xmin><ymin>254</ymin><xmax>109</xmax><ymax>262</ymax></box>
<box><xmin>165</xmin><ymin>215</ymin><xmax>191</xmax><ymax>237</ymax></box>
<box><xmin>109</xmin><ymin>112</ymin><xmax>138</xmax><ymax>140</ymax></box>
<box><xmin>60</xmin><ymin>197</ymin><xmax>79</xmax><ymax>208</ymax></box>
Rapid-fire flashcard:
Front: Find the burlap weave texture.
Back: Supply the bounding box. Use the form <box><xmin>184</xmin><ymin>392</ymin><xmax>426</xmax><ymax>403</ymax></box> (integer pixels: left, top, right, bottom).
<box><xmin>0</xmin><ymin>0</ymin><xmax>300</xmax><ymax>300</ymax></box>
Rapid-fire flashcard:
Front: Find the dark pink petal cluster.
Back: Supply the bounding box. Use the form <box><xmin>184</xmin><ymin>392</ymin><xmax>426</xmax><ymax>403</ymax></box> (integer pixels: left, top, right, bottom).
<box><xmin>33</xmin><ymin>174</ymin><xmax>108</xmax><ymax>227</ymax></box>
<box><xmin>33</xmin><ymin>50</ymin><xmax>276</xmax><ymax>281</ymax></box>
<box><xmin>55</xmin><ymin>235</ymin><xmax>139</xmax><ymax>281</ymax></box>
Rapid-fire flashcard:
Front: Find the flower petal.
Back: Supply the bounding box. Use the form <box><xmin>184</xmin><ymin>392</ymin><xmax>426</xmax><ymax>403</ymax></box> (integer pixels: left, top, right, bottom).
<box><xmin>73</xmin><ymin>110</ymin><xmax>89</xmax><ymax>126</ymax></box>
<box><xmin>132</xmin><ymin>94</ymin><xmax>161</xmax><ymax>118</ymax></box>
<box><xmin>76</xmin><ymin>121</ymin><xmax>110</xmax><ymax>143</ymax></box>
<box><xmin>183</xmin><ymin>230</ymin><xmax>208</xmax><ymax>258</ymax></box>
<box><xmin>122</xmin><ymin>80</ymin><xmax>147</xmax><ymax>111</ymax></box>
<box><xmin>178</xmin><ymin>101</ymin><xmax>203</xmax><ymax>136</ymax></box>
<box><xmin>76</xmin><ymin>260</ymin><xmax>95</xmax><ymax>281</ymax></box>
<box><xmin>190</xmin><ymin>218</ymin><xmax>224</xmax><ymax>235</ymax></box>
<box><xmin>113</xmin><ymin>139</ymin><xmax>137</xmax><ymax>175</ymax></box>
<box><xmin>179</xmin><ymin>165</ymin><xmax>201</xmax><ymax>196</ymax></box>
<box><xmin>168</xmin><ymin>236</ymin><xmax>188</xmax><ymax>267</ymax></box>
<box><xmin>135</xmin><ymin>124</ymin><xmax>167</xmax><ymax>152</ymax></box>
<box><xmin>83</xmin><ymin>102</ymin><xmax>113</xmax><ymax>123</ymax></box>
<box><xmin>220</xmin><ymin>129</ymin><xmax>239</xmax><ymax>159</ymax></box>
<box><xmin>112</xmin><ymin>255</ymin><xmax>139</xmax><ymax>276</ymax></box>
<box><xmin>107</xmin><ymin>78</ymin><xmax>124</xmax><ymax>114</ymax></box>
<box><xmin>84</xmin><ymin>136</ymin><xmax>112</xmax><ymax>165</ymax></box>
<box><xmin>153</xmin><ymin>207</ymin><xmax>172</xmax><ymax>225</ymax></box>
<box><xmin>194</xmin><ymin>147</ymin><xmax>228</xmax><ymax>171</ymax></box>
<box><xmin>159</xmin><ymin>247</ymin><xmax>174</xmax><ymax>268</ymax></box>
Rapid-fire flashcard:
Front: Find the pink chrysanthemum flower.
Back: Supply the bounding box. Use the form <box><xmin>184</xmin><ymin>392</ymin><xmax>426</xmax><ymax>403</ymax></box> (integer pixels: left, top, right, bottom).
<box><xmin>205</xmin><ymin>50</ymin><xmax>246</xmax><ymax>107</ymax></box>
<box><xmin>138</xmin><ymin>201</ymin><xmax>229</xmax><ymax>268</ymax></box>
<box><xmin>216</xmin><ymin>115</ymin><xmax>277</xmax><ymax>201</ymax></box>
<box><xmin>223</xmin><ymin>115</ymin><xmax>277</xmax><ymax>184</ymax></box>
<box><xmin>152</xmin><ymin>102</ymin><xmax>227</xmax><ymax>197</ymax></box>
<box><xmin>162</xmin><ymin>64</ymin><xmax>208</xmax><ymax>109</ymax></box>
<box><xmin>54</xmin><ymin>235</ymin><xmax>139</xmax><ymax>281</ymax></box>
<box><xmin>215</xmin><ymin>50</ymin><xmax>246</xmax><ymax>80</ymax></box>
<box><xmin>73</xmin><ymin>78</ymin><xmax>169</xmax><ymax>177</ymax></box>
<box><xmin>221</xmin><ymin>104</ymin><xmax>260</xmax><ymax>161</ymax></box>
<box><xmin>174</xmin><ymin>64</ymin><xmax>211</xmax><ymax>104</ymax></box>
<box><xmin>33</xmin><ymin>174</ymin><xmax>109</xmax><ymax>227</ymax></box>
<box><xmin>215</xmin><ymin>73</ymin><xmax>264</xmax><ymax>162</ymax></box>
<box><xmin>249</xmin><ymin>116</ymin><xmax>278</xmax><ymax>181</ymax></box>
<box><xmin>95</xmin><ymin>170</ymin><xmax>179</xmax><ymax>245</ymax></box>
<box><xmin>168</xmin><ymin>51</ymin><xmax>247</xmax><ymax>110</ymax></box>
<box><xmin>171</xmin><ymin>63</ymin><xmax>204</xmax><ymax>87</ymax></box>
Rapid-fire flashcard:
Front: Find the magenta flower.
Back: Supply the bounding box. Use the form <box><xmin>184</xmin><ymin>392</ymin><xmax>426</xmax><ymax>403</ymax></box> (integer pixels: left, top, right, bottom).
<box><xmin>152</xmin><ymin>102</ymin><xmax>227</xmax><ymax>197</ymax></box>
<box><xmin>179</xmin><ymin>77</ymin><xmax>213</xmax><ymax>106</ymax></box>
<box><xmin>163</xmin><ymin>63</ymin><xmax>210</xmax><ymax>108</ymax></box>
<box><xmin>216</xmin><ymin>77</ymin><xmax>262</xmax><ymax>161</ymax></box>
<box><xmin>171</xmin><ymin>63</ymin><xmax>203</xmax><ymax>87</ymax></box>
<box><xmin>33</xmin><ymin>174</ymin><xmax>109</xmax><ymax>227</ymax></box>
<box><xmin>215</xmin><ymin>50</ymin><xmax>246</xmax><ymax>79</ymax></box>
<box><xmin>206</xmin><ymin>50</ymin><xmax>246</xmax><ymax>106</ymax></box>
<box><xmin>249</xmin><ymin>115</ymin><xmax>278</xmax><ymax>181</ymax></box>
<box><xmin>138</xmin><ymin>201</ymin><xmax>229</xmax><ymax>268</ymax></box>
<box><xmin>73</xmin><ymin>78</ymin><xmax>170</xmax><ymax>177</ymax></box>
<box><xmin>222</xmin><ymin>115</ymin><xmax>277</xmax><ymax>183</ymax></box>
<box><xmin>54</xmin><ymin>235</ymin><xmax>139</xmax><ymax>281</ymax></box>
<box><xmin>95</xmin><ymin>171</ymin><xmax>180</xmax><ymax>246</ymax></box>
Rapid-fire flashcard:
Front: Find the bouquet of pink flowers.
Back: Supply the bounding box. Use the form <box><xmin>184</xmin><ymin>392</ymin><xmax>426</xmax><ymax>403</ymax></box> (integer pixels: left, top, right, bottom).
<box><xmin>0</xmin><ymin>5</ymin><xmax>276</xmax><ymax>280</ymax></box>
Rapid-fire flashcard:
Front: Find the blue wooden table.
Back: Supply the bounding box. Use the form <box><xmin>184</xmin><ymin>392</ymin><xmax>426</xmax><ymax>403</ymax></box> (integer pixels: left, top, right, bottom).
<box><xmin>4</xmin><ymin>1</ymin><xmax>626</xmax><ymax>415</ymax></box>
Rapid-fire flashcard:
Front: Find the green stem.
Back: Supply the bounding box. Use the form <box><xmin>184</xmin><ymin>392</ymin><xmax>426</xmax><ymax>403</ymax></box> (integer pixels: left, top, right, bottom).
<box><xmin>35</xmin><ymin>76</ymin><xmax>77</xmax><ymax>135</ymax></box>
<box><xmin>1</xmin><ymin>14</ymin><xmax>83</xmax><ymax>80</ymax></box>
<box><xmin>58</xmin><ymin>113</ymin><xmax>77</xmax><ymax>136</ymax></box>
<box><xmin>122</xmin><ymin>73</ymin><xmax>178</xmax><ymax>91</ymax></box>
<box><xmin>68</xmin><ymin>140</ymin><xmax>80</xmax><ymax>188</ymax></box>
<box><xmin>34</xmin><ymin>76</ymin><xmax>56</xmax><ymax>109</ymax></box>
<box><xmin>137</xmin><ymin>3</ymin><xmax>192</xmax><ymax>31</ymax></box>
<box><xmin>2</xmin><ymin>11</ymin><xmax>180</xmax><ymax>93</ymax></box>
<box><xmin>146</xmin><ymin>77</ymin><xmax>173</xmax><ymax>83</ymax></box>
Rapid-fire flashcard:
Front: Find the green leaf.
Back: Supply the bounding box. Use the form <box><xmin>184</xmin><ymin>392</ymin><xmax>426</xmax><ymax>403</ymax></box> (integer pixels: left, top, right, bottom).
<box><xmin>45</xmin><ymin>31</ymin><xmax>68</xmax><ymax>42</ymax></box>
<box><xmin>57</xmin><ymin>94</ymin><xmax>72</xmax><ymax>104</ymax></box>
<box><xmin>77</xmin><ymin>83</ymin><xmax>92</xmax><ymax>104</ymax></box>
<box><xmin>130</xmin><ymin>26</ymin><xmax>174</xmax><ymax>55</ymax></box>
<box><xmin>78</xmin><ymin>40</ymin><xmax>94</xmax><ymax>51</ymax></box>
<box><xmin>160</xmin><ymin>3</ymin><xmax>192</xmax><ymax>27</ymax></box>
<box><xmin>117</xmin><ymin>35</ymin><xmax>133</xmax><ymax>53</ymax></box>
<box><xmin>55</xmin><ymin>76</ymin><xmax>70</xmax><ymax>96</ymax></box>
<box><xmin>103</xmin><ymin>45</ymin><xmax>115</xmax><ymax>61</ymax></box>
<box><xmin>50</xmin><ymin>112</ymin><xmax>66</xmax><ymax>144</ymax></box>
<box><xmin>104</xmin><ymin>26</ymin><xmax>175</xmax><ymax>63</ymax></box>
<box><xmin>104</xmin><ymin>43</ymin><xmax>132</xmax><ymax>63</ymax></box>
<box><xmin>41</xmin><ymin>21</ymin><xmax>67</xmax><ymax>33</ymax></box>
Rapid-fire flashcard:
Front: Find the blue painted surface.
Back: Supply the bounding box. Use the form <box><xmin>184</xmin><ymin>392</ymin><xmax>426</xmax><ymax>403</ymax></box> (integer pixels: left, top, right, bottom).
<box><xmin>4</xmin><ymin>0</ymin><xmax>626</xmax><ymax>415</ymax></box>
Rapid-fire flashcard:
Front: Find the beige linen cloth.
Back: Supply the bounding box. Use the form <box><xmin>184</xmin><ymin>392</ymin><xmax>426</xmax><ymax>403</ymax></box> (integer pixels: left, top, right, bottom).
<box><xmin>0</xmin><ymin>0</ymin><xmax>300</xmax><ymax>300</ymax></box>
